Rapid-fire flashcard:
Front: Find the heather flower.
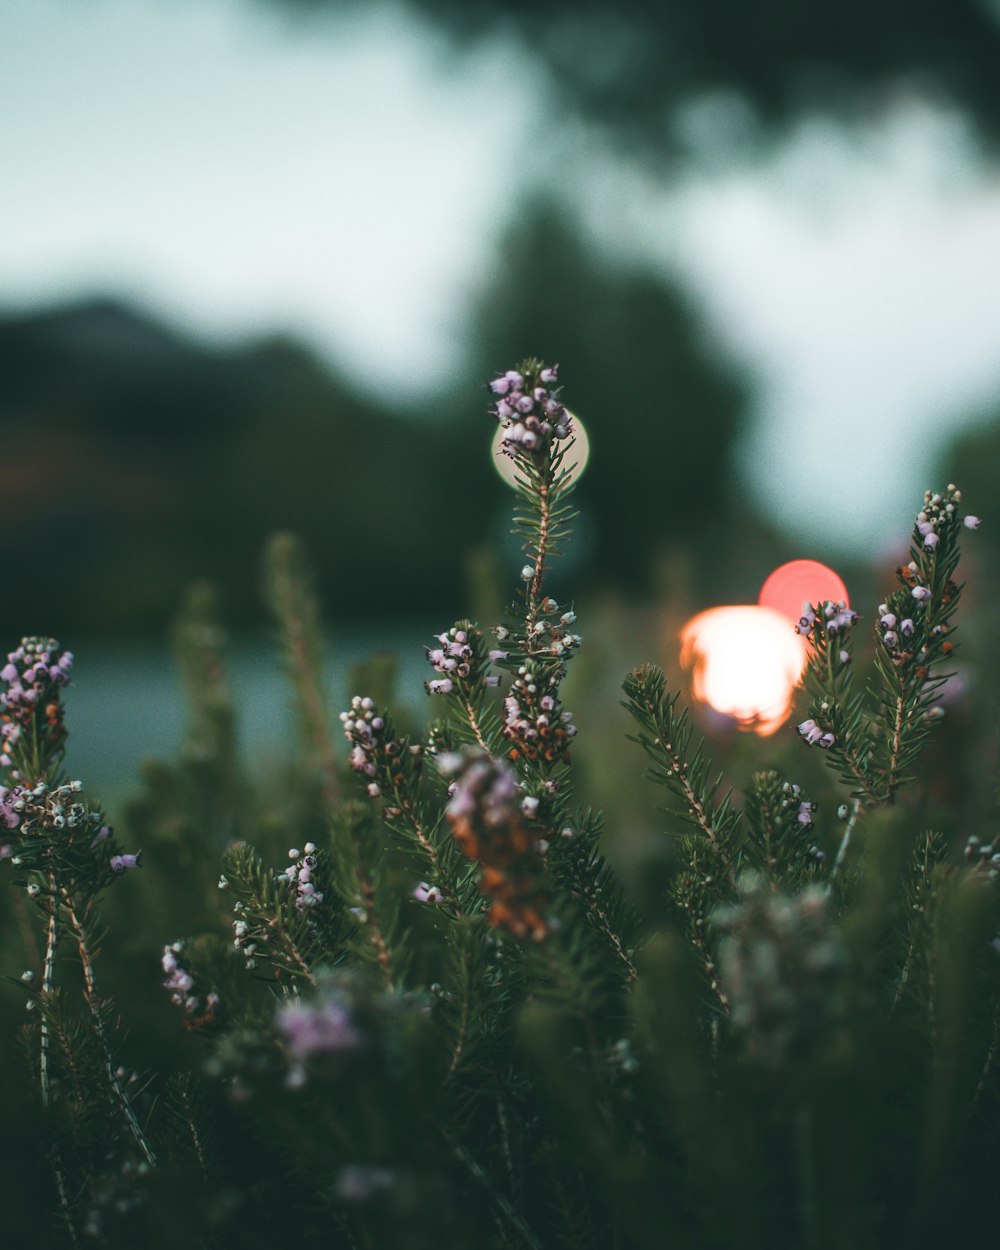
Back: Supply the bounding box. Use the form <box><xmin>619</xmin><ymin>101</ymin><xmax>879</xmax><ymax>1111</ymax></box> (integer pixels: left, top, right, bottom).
<box><xmin>502</xmin><ymin>660</ymin><xmax>576</xmax><ymax>767</ymax></box>
<box><xmin>109</xmin><ymin>852</ymin><xmax>141</xmax><ymax>873</ymax></box>
<box><xmin>277</xmin><ymin>843</ymin><xmax>325</xmax><ymax>912</ymax></box>
<box><xmin>0</xmin><ymin>636</ymin><xmax>73</xmax><ymax>771</ymax></box>
<box><xmin>490</xmin><ymin>360</ymin><xmax>571</xmax><ymax>459</ymax></box>
<box><xmin>276</xmin><ymin>992</ymin><xmax>362</xmax><ymax>1062</ymax></box>
<box><xmin>441</xmin><ymin>752</ymin><xmax>550</xmax><ymax>940</ymax></box>
<box><xmin>822</xmin><ymin>601</ymin><xmax>858</xmax><ymax>634</ymax></box>
<box><xmin>796</xmin><ymin>719</ymin><xmax>834</xmax><ymax>748</ymax></box>
<box><xmin>425</xmin><ymin>622</ymin><xmax>502</xmax><ymax>695</ymax></box>
<box><xmin>162</xmin><ymin>941</ymin><xmax>219</xmax><ymax>1028</ymax></box>
<box><xmin>340</xmin><ymin>696</ymin><xmax>422</xmax><ymax>815</ymax></box>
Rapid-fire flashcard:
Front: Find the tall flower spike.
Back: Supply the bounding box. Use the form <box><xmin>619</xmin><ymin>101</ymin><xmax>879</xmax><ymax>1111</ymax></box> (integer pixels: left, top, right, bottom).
<box><xmin>0</xmin><ymin>637</ymin><xmax>73</xmax><ymax>773</ymax></box>
<box><xmin>441</xmin><ymin>752</ymin><xmax>550</xmax><ymax>941</ymax></box>
<box><xmin>490</xmin><ymin>362</ymin><xmax>571</xmax><ymax>458</ymax></box>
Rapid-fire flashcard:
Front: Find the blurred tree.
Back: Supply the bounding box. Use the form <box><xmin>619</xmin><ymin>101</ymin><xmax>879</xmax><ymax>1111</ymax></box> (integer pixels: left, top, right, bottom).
<box><xmin>0</xmin><ymin>299</ymin><xmax>503</xmax><ymax>636</ymax></box>
<box><xmin>262</xmin><ymin>0</ymin><xmax>1000</xmax><ymax>155</ymax></box>
<box><xmin>463</xmin><ymin>198</ymin><xmax>766</xmax><ymax>598</ymax></box>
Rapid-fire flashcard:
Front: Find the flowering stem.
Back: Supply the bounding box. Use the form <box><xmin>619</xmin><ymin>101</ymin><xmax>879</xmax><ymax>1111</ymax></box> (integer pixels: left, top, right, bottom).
<box><xmin>39</xmin><ymin>881</ymin><xmax>58</xmax><ymax>1109</ymax></box>
<box><xmin>639</xmin><ymin>688</ymin><xmax>737</xmax><ymax>888</ymax></box>
<box><xmin>567</xmin><ymin>869</ymin><xmax>637</xmax><ymax>984</ymax></box>
<box><xmin>883</xmin><ymin>693</ymin><xmax>907</xmax><ymax>804</ymax></box>
<box><xmin>462</xmin><ymin>694</ymin><xmax>492</xmax><ymax>754</ymax></box>
<box><xmin>38</xmin><ymin>881</ymin><xmax>80</xmax><ymax>1248</ymax></box>
<box><xmin>678</xmin><ymin>890</ymin><xmax>731</xmax><ymax>1016</ymax></box>
<box><xmin>62</xmin><ymin>895</ymin><xmax>157</xmax><ymax>1167</ymax></box>
<box><xmin>527</xmin><ymin>474</ymin><xmax>551</xmax><ymax>623</ymax></box>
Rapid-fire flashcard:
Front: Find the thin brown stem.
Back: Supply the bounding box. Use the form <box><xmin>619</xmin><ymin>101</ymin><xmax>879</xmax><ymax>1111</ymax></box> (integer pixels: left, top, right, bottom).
<box><xmin>570</xmin><ymin>873</ymin><xmax>637</xmax><ymax>984</ymax></box>
<box><xmin>40</xmin><ymin>881</ymin><xmax>58</xmax><ymax>1108</ymax></box>
<box><xmin>359</xmin><ymin>879</ymin><xmax>394</xmax><ymax>989</ymax></box>
<box><xmin>61</xmin><ymin>896</ymin><xmax>157</xmax><ymax>1166</ymax></box>
<box><xmin>884</xmin><ymin>692</ymin><xmax>906</xmax><ymax>803</ymax></box>
<box><xmin>527</xmin><ymin>475</ymin><xmax>551</xmax><ymax>619</ymax></box>
<box><xmin>463</xmin><ymin>695</ymin><xmax>491</xmax><ymax>754</ymax></box>
<box><xmin>642</xmin><ymin>691</ymin><xmax>737</xmax><ymax>887</ymax></box>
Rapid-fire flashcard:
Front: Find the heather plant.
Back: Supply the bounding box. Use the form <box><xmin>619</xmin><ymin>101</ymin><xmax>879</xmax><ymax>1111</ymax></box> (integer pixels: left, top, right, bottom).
<box><xmin>1</xmin><ymin>362</ymin><xmax>998</xmax><ymax>1250</ymax></box>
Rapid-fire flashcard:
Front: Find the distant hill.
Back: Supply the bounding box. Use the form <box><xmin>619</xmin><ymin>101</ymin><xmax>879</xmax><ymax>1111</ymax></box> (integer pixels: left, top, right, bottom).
<box><xmin>0</xmin><ymin>298</ymin><xmax>499</xmax><ymax>638</ymax></box>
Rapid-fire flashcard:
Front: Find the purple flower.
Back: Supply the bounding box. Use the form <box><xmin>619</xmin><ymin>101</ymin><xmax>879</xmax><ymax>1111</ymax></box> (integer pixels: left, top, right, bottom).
<box><xmin>412</xmin><ymin>881</ymin><xmax>444</xmax><ymax>904</ymax></box>
<box><xmin>276</xmin><ymin>996</ymin><xmax>361</xmax><ymax>1061</ymax></box>
<box><xmin>490</xmin><ymin>361</ymin><xmax>570</xmax><ymax>458</ymax></box>
<box><xmin>923</xmin><ymin>532</ymin><xmax>939</xmax><ymax>550</ymax></box>
<box><xmin>110</xmin><ymin>852</ymin><xmax>141</xmax><ymax>873</ymax></box>
<box><xmin>797</xmin><ymin>720</ymin><xmax>833</xmax><ymax>748</ymax></box>
<box><xmin>427</xmin><ymin>678</ymin><xmax>454</xmax><ymax>695</ymax></box>
<box><xmin>911</xmin><ymin>587</ymin><xmax>931</xmax><ymax>603</ymax></box>
<box><xmin>964</xmin><ymin>515</ymin><xmax>981</xmax><ymax>529</ymax></box>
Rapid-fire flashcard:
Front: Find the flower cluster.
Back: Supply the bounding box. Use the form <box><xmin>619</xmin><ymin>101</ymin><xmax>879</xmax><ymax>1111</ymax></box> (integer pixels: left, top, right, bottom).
<box><xmin>490</xmin><ymin>361</ymin><xmax>571</xmax><ymax>457</ymax></box>
<box><xmin>796</xmin><ymin>719</ymin><xmax>835</xmax><ymax>749</ymax></box>
<box><xmin>0</xmin><ymin>777</ymin><xmax>138</xmax><ymax>882</ymax></box>
<box><xmin>425</xmin><ymin>623</ymin><xmax>501</xmax><ymax>696</ymax></box>
<box><xmin>964</xmin><ymin>836</ymin><xmax>1000</xmax><ymax>883</ymax></box>
<box><xmin>502</xmin><ymin>660</ymin><xmax>576</xmax><ymax>767</ymax></box>
<box><xmin>0</xmin><ymin>636</ymin><xmax>73</xmax><ymax>769</ymax></box>
<box><xmin>520</xmin><ymin>598</ymin><xmax>582</xmax><ymax>659</ymax></box>
<box><xmin>896</xmin><ymin>559</ymin><xmax>946</xmax><ymax>610</ymax></box>
<box><xmin>877</xmin><ymin>603</ymin><xmax>916</xmax><ymax>655</ymax></box>
<box><xmin>781</xmin><ymin>782</ymin><xmax>817</xmax><ymax>832</ymax></box>
<box><xmin>795</xmin><ymin>600</ymin><xmax>858</xmax><ymax>638</ymax></box>
<box><xmin>277</xmin><ymin>992</ymin><xmax>361</xmax><ymax>1061</ymax></box>
<box><xmin>914</xmin><ymin>483</ymin><xmax>980</xmax><ymax>552</ymax></box>
<box><xmin>276</xmin><ymin>982</ymin><xmax>363</xmax><ymax>1086</ymax></box>
<box><xmin>340</xmin><ymin>696</ymin><xmax>422</xmax><ymax>810</ymax></box>
<box><xmin>161</xmin><ymin>941</ymin><xmax>219</xmax><ymax>1029</ymax></box>
<box><xmin>441</xmin><ymin>752</ymin><xmax>550</xmax><ymax>940</ymax></box>
<box><xmin>276</xmin><ymin>843</ymin><xmax>325</xmax><ymax>912</ymax></box>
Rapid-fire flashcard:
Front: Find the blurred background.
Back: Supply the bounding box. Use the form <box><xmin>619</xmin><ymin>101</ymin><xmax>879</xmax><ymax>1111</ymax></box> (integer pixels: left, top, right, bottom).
<box><xmin>3</xmin><ymin>0</ymin><xmax>1000</xmax><ymax>790</ymax></box>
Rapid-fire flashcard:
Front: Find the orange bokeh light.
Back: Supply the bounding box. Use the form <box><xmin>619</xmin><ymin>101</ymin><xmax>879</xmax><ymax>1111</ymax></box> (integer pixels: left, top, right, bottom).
<box><xmin>681</xmin><ymin>559</ymin><xmax>847</xmax><ymax>735</ymax></box>
<box><xmin>680</xmin><ymin>605</ymin><xmax>807</xmax><ymax>736</ymax></box>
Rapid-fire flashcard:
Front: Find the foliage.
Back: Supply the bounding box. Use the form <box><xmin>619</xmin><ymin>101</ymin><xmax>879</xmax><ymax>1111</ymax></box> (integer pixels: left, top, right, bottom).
<box><xmin>264</xmin><ymin>0</ymin><xmax>1000</xmax><ymax>154</ymax></box>
<box><xmin>1</xmin><ymin>364</ymin><xmax>997</xmax><ymax>1249</ymax></box>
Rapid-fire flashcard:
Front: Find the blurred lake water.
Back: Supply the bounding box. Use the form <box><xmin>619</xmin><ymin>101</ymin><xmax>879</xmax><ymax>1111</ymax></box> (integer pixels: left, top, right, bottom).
<box><xmin>61</xmin><ymin>624</ymin><xmax>436</xmax><ymax>799</ymax></box>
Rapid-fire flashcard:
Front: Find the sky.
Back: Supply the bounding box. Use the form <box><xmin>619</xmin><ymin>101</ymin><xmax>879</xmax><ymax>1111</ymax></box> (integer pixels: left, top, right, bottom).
<box><xmin>3</xmin><ymin>0</ymin><xmax>1000</xmax><ymax>556</ymax></box>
